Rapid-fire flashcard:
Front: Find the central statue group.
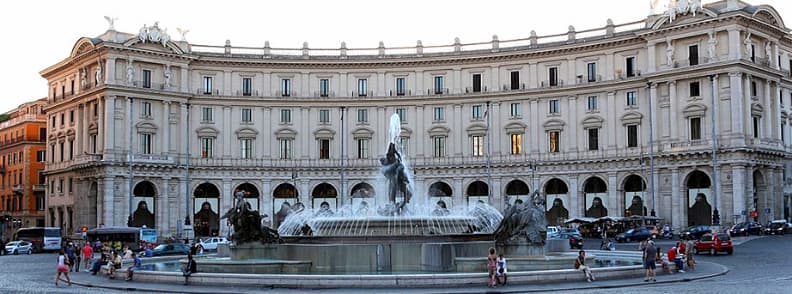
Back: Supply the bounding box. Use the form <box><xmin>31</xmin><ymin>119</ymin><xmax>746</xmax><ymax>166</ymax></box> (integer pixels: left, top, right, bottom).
<box><xmin>493</xmin><ymin>191</ymin><xmax>548</xmax><ymax>245</ymax></box>
<box><xmin>378</xmin><ymin>143</ymin><xmax>413</xmax><ymax>216</ymax></box>
<box><xmin>221</xmin><ymin>190</ymin><xmax>282</xmax><ymax>245</ymax></box>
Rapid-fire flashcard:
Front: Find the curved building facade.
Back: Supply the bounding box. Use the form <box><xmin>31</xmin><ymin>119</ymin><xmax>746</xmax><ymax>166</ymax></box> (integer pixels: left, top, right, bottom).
<box><xmin>41</xmin><ymin>0</ymin><xmax>792</xmax><ymax>238</ymax></box>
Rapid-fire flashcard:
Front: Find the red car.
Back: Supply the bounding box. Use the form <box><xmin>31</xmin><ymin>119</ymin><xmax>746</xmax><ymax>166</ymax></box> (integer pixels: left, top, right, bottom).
<box><xmin>694</xmin><ymin>233</ymin><xmax>733</xmax><ymax>255</ymax></box>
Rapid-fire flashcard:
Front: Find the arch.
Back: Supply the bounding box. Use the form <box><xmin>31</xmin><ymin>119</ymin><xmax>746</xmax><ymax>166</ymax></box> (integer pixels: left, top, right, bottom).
<box><xmin>122</xmin><ymin>37</ymin><xmax>186</xmax><ymax>55</ymax></box>
<box><xmin>350</xmin><ymin>182</ymin><xmax>375</xmax><ymax>197</ymax></box>
<box><xmin>544</xmin><ymin>178</ymin><xmax>568</xmax><ymax>194</ymax></box>
<box><xmin>70</xmin><ymin>37</ymin><xmax>101</xmax><ymax>57</ymax></box>
<box><xmin>583</xmin><ymin>177</ymin><xmax>607</xmax><ymax>193</ymax></box>
<box><xmin>235</xmin><ymin>183</ymin><xmax>260</xmax><ymax>198</ymax></box>
<box><xmin>505</xmin><ymin>180</ymin><xmax>530</xmax><ymax>196</ymax></box>
<box><xmin>649</xmin><ymin>7</ymin><xmax>718</xmax><ymax>30</ymax></box>
<box><xmin>682</xmin><ymin>103</ymin><xmax>707</xmax><ymax>118</ymax></box>
<box><xmin>311</xmin><ymin>183</ymin><xmax>338</xmax><ymax>198</ymax></box>
<box><xmin>429</xmin><ymin>181</ymin><xmax>453</xmax><ymax>197</ymax></box>
<box><xmin>751</xmin><ymin>103</ymin><xmax>764</xmax><ymax>117</ymax></box>
<box><xmin>686</xmin><ymin>170</ymin><xmax>713</xmax><ymax>226</ymax></box>
<box><xmin>130</xmin><ymin>180</ymin><xmax>157</xmax><ymax>228</ymax></box>
<box><xmin>621</xmin><ymin>111</ymin><xmax>643</xmax><ymax>125</ymax></box>
<box><xmin>193</xmin><ymin>182</ymin><xmax>220</xmax><ymax>198</ymax></box>
<box><xmin>466</xmin><ymin>181</ymin><xmax>489</xmax><ymax>196</ymax></box>
<box><xmin>273</xmin><ymin>183</ymin><xmax>298</xmax><ymax>198</ymax></box>
<box><xmin>623</xmin><ymin>174</ymin><xmax>647</xmax><ymax>216</ymax></box>
<box><xmin>87</xmin><ymin>182</ymin><xmax>99</xmax><ymax>228</ymax></box>
<box><xmin>752</xmin><ymin>5</ymin><xmax>786</xmax><ymax>28</ymax></box>
<box><xmin>133</xmin><ymin>180</ymin><xmax>157</xmax><ymax>197</ymax></box>
<box><xmin>623</xmin><ymin>174</ymin><xmax>646</xmax><ymax>192</ymax></box>
<box><xmin>193</xmin><ymin>182</ymin><xmax>220</xmax><ymax>238</ymax></box>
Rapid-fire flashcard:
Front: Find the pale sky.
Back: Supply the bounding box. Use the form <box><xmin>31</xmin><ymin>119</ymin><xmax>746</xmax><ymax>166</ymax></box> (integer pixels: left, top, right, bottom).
<box><xmin>0</xmin><ymin>0</ymin><xmax>790</xmax><ymax>113</ymax></box>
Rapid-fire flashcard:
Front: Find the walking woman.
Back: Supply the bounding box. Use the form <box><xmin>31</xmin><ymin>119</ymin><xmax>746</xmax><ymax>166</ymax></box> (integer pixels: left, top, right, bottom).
<box><xmin>55</xmin><ymin>250</ymin><xmax>72</xmax><ymax>287</ymax></box>
<box><xmin>487</xmin><ymin>247</ymin><xmax>497</xmax><ymax>287</ymax></box>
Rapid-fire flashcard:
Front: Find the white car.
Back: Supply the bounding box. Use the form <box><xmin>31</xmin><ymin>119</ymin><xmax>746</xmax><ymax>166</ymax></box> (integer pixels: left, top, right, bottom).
<box><xmin>199</xmin><ymin>237</ymin><xmax>229</xmax><ymax>251</ymax></box>
<box><xmin>5</xmin><ymin>241</ymin><xmax>33</xmax><ymax>255</ymax></box>
<box><xmin>546</xmin><ymin>226</ymin><xmax>561</xmax><ymax>239</ymax></box>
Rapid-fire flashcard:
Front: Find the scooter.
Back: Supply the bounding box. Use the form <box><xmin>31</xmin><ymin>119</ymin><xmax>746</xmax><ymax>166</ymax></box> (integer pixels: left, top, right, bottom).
<box><xmin>660</xmin><ymin>229</ymin><xmax>674</xmax><ymax>239</ymax></box>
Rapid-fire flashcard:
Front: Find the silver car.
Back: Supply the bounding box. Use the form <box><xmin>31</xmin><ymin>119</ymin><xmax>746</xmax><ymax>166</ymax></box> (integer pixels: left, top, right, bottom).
<box><xmin>5</xmin><ymin>241</ymin><xmax>33</xmax><ymax>255</ymax></box>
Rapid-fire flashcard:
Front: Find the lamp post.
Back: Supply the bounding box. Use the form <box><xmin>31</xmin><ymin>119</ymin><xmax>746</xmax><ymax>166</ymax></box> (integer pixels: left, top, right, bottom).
<box><xmin>710</xmin><ymin>74</ymin><xmax>720</xmax><ymax>225</ymax></box>
<box><xmin>485</xmin><ymin>101</ymin><xmax>493</xmax><ymax>206</ymax></box>
<box><xmin>647</xmin><ymin>82</ymin><xmax>656</xmax><ymax>219</ymax></box>
<box><xmin>339</xmin><ymin>106</ymin><xmax>346</xmax><ymax>207</ymax></box>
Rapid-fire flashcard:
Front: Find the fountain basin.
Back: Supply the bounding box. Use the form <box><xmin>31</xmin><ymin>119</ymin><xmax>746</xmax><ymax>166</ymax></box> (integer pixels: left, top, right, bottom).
<box><xmin>304</xmin><ymin>215</ymin><xmax>483</xmax><ymax>236</ymax></box>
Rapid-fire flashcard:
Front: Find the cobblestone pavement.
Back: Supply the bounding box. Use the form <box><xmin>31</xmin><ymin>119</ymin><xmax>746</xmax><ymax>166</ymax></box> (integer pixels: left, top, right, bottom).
<box><xmin>0</xmin><ymin>235</ymin><xmax>787</xmax><ymax>293</ymax></box>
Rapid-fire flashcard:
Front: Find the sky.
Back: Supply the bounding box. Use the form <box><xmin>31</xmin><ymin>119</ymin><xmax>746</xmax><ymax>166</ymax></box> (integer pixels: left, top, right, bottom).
<box><xmin>0</xmin><ymin>0</ymin><xmax>790</xmax><ymax>113</ymax></box>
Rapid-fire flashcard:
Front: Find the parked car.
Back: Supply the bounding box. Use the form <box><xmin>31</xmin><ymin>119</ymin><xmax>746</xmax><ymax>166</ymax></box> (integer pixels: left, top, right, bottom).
<box><xmin>559</xmin><ymin>232</ymin><xmax>584</xmax><ymax>249</ymax></box>
<box><xmin>546</xmin><ymin>226</ymin><xmax>561</xmax><ymax>239</ymax></box>
<box><xmin>199</xmin><ymin>237</ymin><xmax>229</xmax><ymax>251</ymax></box>
<box><xmin>763</xmin><ymin>220</ymin><xmax>790</xmax><ymax>235</ymax></box>
<box><xmin>729</xmin><ymin>222</ymin><xmax>763</xmax><ymax>236</ymax></box>
<box><xmin>150</xmin><ymin>243</ymin><xmax>191</xmax><ymax>256</ymax></box>
<box><xmin>645</xmin><ymin>225</ymin><xmax>660</xmax><ymax>239</ymax></box>
<box><xmin>561</xmin><ymin>228</ymin><xmax>581</xmax><ymax>236</ymax></box>
<box><xmin>681</xmin><ymin>225</ymin><xmax>712</xmax><ymax>240</ymax></box>
<box><xmin>694</xmin><ymin>233</ymin><xmax>733</xmax><ymax>255</ymax></box>
<box><xmin>615</xmin><ymin>228</ymin><xmax>651</xmax><ymax>242</ymax></box>
<box><xmin>4</xmin><ymin>241</ymin><xmax>33</xmax><ymax>255</ymax></box>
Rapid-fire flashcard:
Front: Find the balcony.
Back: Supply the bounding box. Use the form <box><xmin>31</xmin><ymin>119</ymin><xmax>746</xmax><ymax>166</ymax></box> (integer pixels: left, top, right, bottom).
<box><xmin>12</xmin><ymin>185</ymin><xmax>23</xmax><ymax>194</ymax></box>
<box><xmin>33</xmin><ymin>184</ymin><xmax>46</xmax><ymax>192</ymax></box>
<box><xmin>132</xmin><ymin>154</ymin><xmax>175</xmax><ymax>164</ymax></box>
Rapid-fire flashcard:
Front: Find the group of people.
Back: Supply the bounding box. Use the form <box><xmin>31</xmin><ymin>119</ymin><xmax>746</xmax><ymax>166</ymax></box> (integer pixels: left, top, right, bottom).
<box><xmin>486</xmin><ymin>247</ymin><xmax>508</xmax><ymax>288</ymax></box>
<box><xmin>641</xmin><ymin>239</ymin><xmax>696</xmax><ymax>283</ymax></box>
<box><xmin>54</xmin><ymin>239</ymin><xmax>152</xmax><ymax>287</ymax></box>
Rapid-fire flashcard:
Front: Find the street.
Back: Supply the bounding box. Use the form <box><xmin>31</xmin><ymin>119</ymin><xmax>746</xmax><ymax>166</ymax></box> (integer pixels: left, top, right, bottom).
<box><xmin>0</xmin><ymin>236</ymin><xmax>789</xmax><ymax>293</ymax></box>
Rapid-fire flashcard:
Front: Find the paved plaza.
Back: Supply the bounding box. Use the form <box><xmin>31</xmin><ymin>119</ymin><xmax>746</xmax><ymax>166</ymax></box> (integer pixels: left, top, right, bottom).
<box><xmin>0</xmin><ymin>235</ymin><xmax>788</xmax><ymax>293</ymax></box>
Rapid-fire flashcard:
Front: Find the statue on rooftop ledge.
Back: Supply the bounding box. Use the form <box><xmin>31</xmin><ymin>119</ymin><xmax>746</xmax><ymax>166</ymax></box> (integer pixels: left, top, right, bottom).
<box><xmin>221</xmin><ymin>189</ymin><xmax>282</xmax><ymax>244</ymax></box>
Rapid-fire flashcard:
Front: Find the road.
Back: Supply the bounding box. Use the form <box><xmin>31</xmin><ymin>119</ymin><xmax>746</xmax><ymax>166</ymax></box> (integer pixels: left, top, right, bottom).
<box><xmin>0</xmin><ymin>252</ymin><xmax>122</xmax><ymax>294</ymax></box>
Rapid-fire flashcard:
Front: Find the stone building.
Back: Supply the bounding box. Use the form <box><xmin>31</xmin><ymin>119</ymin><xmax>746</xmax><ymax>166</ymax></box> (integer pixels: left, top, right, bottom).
<box><xmin>0</xmin><ymin>99</ymin><xmax>47</xmax><ymax>240</ymax></box>
<box><xmin>41</xmin><ymin>0</ymin><xmax>792</xmax><ymax>238</ymax></box>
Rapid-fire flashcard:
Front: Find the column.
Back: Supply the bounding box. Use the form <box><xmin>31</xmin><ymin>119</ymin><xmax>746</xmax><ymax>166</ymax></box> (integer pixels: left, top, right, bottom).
<box><xmin>180</xmin><ymin>66</ymin><xmax>189</xmax><ymax>94</ymax></box>
<box><xmin>103</xmin><ymin>177</ymin><xmax>114</xmax><ymax>226</ymax></box>
<box><xmin>566</xmin><ymin>58</ymin><xmax>576</xmax><ymax>86</ymax></box>
<box><xmin>669</xmin><ymin>81</ymin><xmax>678</xmax><ymax>140</ymax></box>
<box><xmin>101</xmin><ymin>96</ymin><xmax>115</xmax><ymax>156</ymax></box>
<box><xmin>529</xmin><ymin>99</ymin><xmax>540</xmax><ymax>153</ymax></box>
<box><xmin>647</xmin><ymin>42</ymin><xmax>656</xmax><ymax>73</ymax></box>
<box><xmin>261</xmin><ymin>107</ymin><xmax>271</xmax><ymax>159</ymax></box>
<box><xmin>729</xmin><ymin>73</ymin><xmax>744</xmax><ymax>137</ymax></box>
<box><xmin>492</xmin><ymin>178</ymin><xmax>502</xmax><ymax>210</ymax></box>
<box><xmin>416</xmin><ymin>106</ymin><xmax>425</xmax><ymax>157</ymax></box>
<box><xmin>376</xmin><ymin>107</ymin><xmax>385</xmax><ymax>156</ymax></box>
<box><xmin>671</xmin><ymin>168</ymin><xmax>681</xmax><ymax>229</ymax></box>
<box><xmin>568</xmin><ymin>176</ymin><xmax>579</xmax><ymax>218</ymax></box>
<box><xmin>220</xmin><ymin>178</ymin><xmax>232</xmax><ymax>236</ymax></box>
<box><xmin>222</xmin><ymin>70</ymin><xmax>231</xmax><ymax>96</ymax></box>
<box><xmin>453</xmin><ymin>105</ymin><xmax>462</xmax><ymax>156</ymax></box>
<box><xmin>491</xmin><ymin>102</ymin><xmax>502</xmax><ymax>156</ymax></box>
<box><xmin>74</xmin><ymin>104</ymin><xmax>84</xmax><ymax>154</ymax></box>
<box><xmin>162</xmin><ymin>101</ymin><xmax>171</xmax><ymax>155</ymax></box>
<box><xmin>179</xmin><ymin>177</ymin><xmax>190</xmax><ymax>236</ymax></box>
<box><xmin>649</xmin><ymin>83</ymin><xmax>658</xmax><ymax>143</ymax></box>
<box><xmin>608</xmin><ymin>173</ymin><xmax>618</xmax><ymax>218</ymax></box>
<box><xmin>605</xmin><ymin>53</ymin><xmax>615</xmax><ymax>80</ymax></box>
<box><xmin>453</xmin><ymin>178</ymin><xmax>464</xmax><ymax>208</ymax></box>
<box><xmin>744</xmin><ymin>76</ymin><xmax>753</xmax><ymax>137</ymax></box>
<box><xmin>83</xmin><ymin>102</ymin><xmax>91</xmax><ymax>153</ymax></box>
<box><xmin>452</xmin><ymin>68</ymin><xmax>461</xmax><ymax>94</ymax></box>
<box><xmin>775</xmin><ymin>82</ymin><xmax>783</xmax><ymax>141</ymax></box>
<box><xmin>159</xmin><ymin>178</ymin><xmax>170</xmax><ymax>236</ymax></box>
<box><xmin>732</xmin><ymin>165</ymin><xmax>746</xmax><ymax>224</ymax></box>
<box><xmin>415</xmin><ymin>70</ymin><xmax>423</xmax><ymax>94</ymax></box>
<box><xmin>105</xmin><ymin>57</ymin><xmax>116</xmax><ymax>84</ymax></box>
<box><xmin>223</xmin><ymin>106</ymin><xmax>231</xmax><ymax>158</ymax></box>
<box><xmin>179</xmin><ymin>104</ymin><xmax>189</xmax><ymax>162</ymax></box>
<box><xmin>490</xmin><ymin>66</ymin><xmax>499</xmax><ymax>92</ymax></box>
<box><xmin>567</xmin><ymin>96</ymin><xmax>578</xmax><ymax>152</ymax></box>
<box><xmin>773</xmin><ymin>43</ymin><xmax>781</xmax><ymax>70</ymax></box>
<box><xmin>301</xmin><ymin>72</ymin><xmax>309</xmax><ymax>97</ymax></box>
<box><xmin>377</xmin><ymin>71</ymin><xmax>386</xmax><ymax>96</ymax></box>
<box><xmin>728</xmin><ymin>28</ymin><xmax>742</xmax><ymax>60</ymax></box>
<box><xmin>127</xmin><ymin>98</ymin><xmax>133</xmax><ymax>157</ymax></box>
<box><xmin>528</xmin><ymin>62</ymin><xmax>538</xmax><ymax>89</ymax></box>
<box><xmin>606</xmin><ymin>92</ymin><xmax>617</xmax><ymax>149</ymax></box>
<box><xmin>764</xmin><ymin>81</ymin><xmax>773</xmax><ymax>139</ymax></box>
<box><xmin>261</xmin><ymin>179</ymin><xmax>272</xmax><ymax>227</ymax></box>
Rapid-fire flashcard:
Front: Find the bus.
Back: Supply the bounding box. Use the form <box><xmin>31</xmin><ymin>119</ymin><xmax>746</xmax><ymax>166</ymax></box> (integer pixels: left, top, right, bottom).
<box><xmin>15</xmin><ymin>227</ymin><xmax>62</xmax><ymax>252</ymax></box>
<box><xmin>86</xmin><ymin>227</ymin><xmax>157</xmax><ymax>251</ymax></box>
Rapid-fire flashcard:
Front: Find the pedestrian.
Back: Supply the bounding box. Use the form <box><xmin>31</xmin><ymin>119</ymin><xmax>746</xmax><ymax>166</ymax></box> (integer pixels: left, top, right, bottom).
<box><xmin>487</xmin><ymin>247</ymin><xmax>497</xmax><ymax>287</ymax></box>
<box><xmin>182</xmin><ymin>253</ymin><xmax>198</xmax><ymax>285</ymax></box>
<box><xmin>608</xmin><ymin>239</ymin><xmax>616</xmax><ymax>251</ymax></box>
<box><xmin>643</xmin><ymin>241</ymin><xmax>657</xmax><ymax>282</ymax></box>
<box><xmin>675</xmin><ymin>242</ymin><xmax>685</xmax><ymax>273</ymax></box>
<box><xmin>196</xmin><ymin>244</ymin><xmax>205</xmax><ymax>255</ymax></box>
<box><xmin>65</xmin><ymin>244</ymin><xmax>77</xmax><ymax>272</ymax></box>
<box><xmin>74</xmin><ymin>242</ymin><xmax>82</xmax><ymax>272</ymax></box>
<box><xmin>574</xmin><ymin>250</ymin><xmax>595</xmax><ymax>282</ymax></box>
<box><xmin>496</xmin><ymin>253</ymin><xmax>508</xmax><ymax>286</ymax></box>
<box><xmin>685</xmin><ymin>239</ymin><xmax>696</xmax><ymax>271</ymax></box>
<box><xmin>82</xmin><ymin>242</ymin><xmax>94</xmax><ymax>272</ymax></box>
<box><xmin>55</xmin><ymin>250</ymin><xmax>72</xmax><ymax>287</ymax></box>
<box><xmin>125</xmin><ymin>254</ymin><xmax>142</xmax><ymax>281</ymax></box>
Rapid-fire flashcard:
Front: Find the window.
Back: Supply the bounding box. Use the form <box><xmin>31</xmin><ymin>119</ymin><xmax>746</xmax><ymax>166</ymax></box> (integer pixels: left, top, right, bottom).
<box><xmin>70</xmin><ymin>80</ymin><xmax>74</xmax><ymax>95</ymax></box>
<box><xmin>587</xmin><ymin>96</ymin><xmax>598</xmax><ymax>110</ymax></box>
<box><xmin>59</xmin><ymin>142</ymin><xmax>64</xmax><ymax>161</ymax></box>
<box><xmin>357</xmin><ymin>139</ymin><xmax>369</xmax><ymax>159</ymax></box>
<box><xmin>60</xmin><ymin>113</ymin><xmax>64</xmax><ymax>126</ymax></box>
<box><xmin>59</xmin><ymin>179</ymin><xmax>63</xmax><ymax>193</ymax></box>
<box><xmin>93</xmin><ymin>103</ymin><xmax>98</xmax><ymax>117</ymax></box>
<box><xmin>690</xmin><ymin>117</ymin><xmax>702</xmax><ymax>140</ymax></box>
<box><xmin>36</xmin><ymin>193</ymin><xmax>44</xmax><ymax>211</ymax></box>
<box><xmin>201</xmin><ymin>107</ymin><xmax>213</xmax><ymax>122</ymax></box>
<box><xmin>434</xmin><ymin>76</ymin><xmax>445</xmax><ymax>94</ymax></box>
<box><xmin>396</xmin><ymin>108</ymin><xmax>406</xmax><ymax>123</ymax></box>
<box><xmin>399</xmin><ymin>137</ymin><xmax>409</xmax><ymax>155</ymax></box>
<box><xmin>690</xmin><ymin>82</ymin><xmax>700</xmax><ymax>97</ymax></box>
<box><xmin>588</xmin><ymin>128</ymin><xmax>599</xmax><ymax>151</ymax></box>
<box><xmin>433</xmin><ymin>136</ymin><xmax>446</xmax><ymax>157</ymax></box>
<box><xmin>751</xmin><ymin>81</ymin><xmax>757</xmax><ymax>97</ymax></box>
<box><xmin>319</xmin><ymin>109</ymin><xmax>330</xmax><ymax>124</ymax></box>
<box><xmin>510</xmin><ymin>103</ymin><xmax>521</xmax><ymax>118</ymax></box>
<box><xmin>142</xmin><ymin>70</ymin><xmax>152</xmax><ymax>88</ymax></box>
<box><xmin>753</xmin><ymin>117</ymin><xmax>760</xmax><ymax>138</ymax></box>
<box><xmin>472</xmin><ymin>105</ymin><xmax>483</xmax><ymax>120</ymax></box>
<box><xmin>433</xmin><ymin>107</ymin><xmax>445</xmax><ymax>121</ymax></box>
<box><xmin>279</xmin><ymin>139</ymin><xmax>293</xmax><ymax>159</ymax></box>
<box><xmin>68</xmin><ymin>178</ymin><xmax>73</xmax><ymax>193</ymax></box>
<box><xmin>395</xmin><ymin>77</ymin><xmax>406</xmax><ymax>96</ymax></box>
<box><xmin>201</xmin><ymin>137</ymin><xmax>214</xmax><ymax>158</ymax></box>
<box><xmin>36</xmin><ymin>150</ymin><xmax>46</xmax><ymax>162</ymax></box>
<box><xmin>281</xmin><ymin>79</ymin><xmax>291</xmax><ymax>97</ymax></box>
<box><xmin>689</xmin><ymin>45</ymin><xmax>699</xmax><ymax>66</ymax></box>
<box><xmin>782</xmin><ymin>123</ymin><xmax>786</xmax><ymax>143</ymax></box>
<box><xmin>319</xmin><ymin>139</ymin><xmax>330</xmax><ymax>159</ymax></box>
<box><xmin>241</xmin><ymin>108</ymin><xmax>252</xmax><ymax>123</ymax></box>
<box><xmin>242</xmin><ymin>78</ymin><xmax>252</xmax><ymax>96</ymax></box>
<box><xmin>510</xmin><ymin>134</ymin><xmax>522</xmax><ymax>155</ymax></box>
<box><xmin>627</xmin><ymin>125</ymin><xmax>638</xmax><ymax>147</ymax></box>
<box><xmin>90</xmin><ymin>134</ymin><xmax>97</xmax><ymax>153</ymax></box>
<box><xmin>240</xmin><ymin>138</ymin><xmax>253</xmax><ymax>159</ymax></box>
<box><xmin>548</xmin><ymin>131</ymin><xmax>560</xmax><ymax>153</ymax></box>
<box><xmin>626</xmin><ymin>57</ymin><xmax>636</xmax><ymax>77</ymax></box>
<box><xmin>51</xmin><ymin>116</ymin><xmax>55</xmax><ymax>128</ymax></box>
<box><xmin>549</xmin><ymin>99</ymin><xmax>560</xmax><ymax>114</ymax></box>
<box><xmin>510</xmin><ymin>71</ymin><xmax>520</xmax><ymax>90</ymax></box>
<box><xmin>626</xmin><ymin>91</ymin><xmax>637</xmax><ymax>106</ymax></box>
<box><xmin>320</xmin><ymin>79</ymin><xmax>329</xmax><ymax>97</ymax></box>
<box><xmin>549</xmin><ymin>67</ymin><xmax>558</xmax><ymax>86</ymax></box>
<box><xmin>750</xmin><ymin>44</ymin><xmax>756</xmax><ymax>62</ymax></box>
<box><xmin>358</xmin><ymin>79</ymin><xmax>368</xmax><ymax>97</ymax></box>
<box><xmin>69</xmin><ymin>110</ymin><xmax>74</xmax><ymax>124</ymax></box>
<box><xmin>472</xmin><ymin>135</ymin><xmax>484</xmax><ymax>156</ymax></box>
<box><xmin>472</xmin><ymin>74</ymin><xmax>482</xmax><ymax>92</ymax></box>
<box><xmin>587</xmin><ymin>62</ymin><xmax>597</xmax><ymax>82</ymax></box>
<box><xmin>140</xmin><ymin>133</ymin><xmax>152</xmax><ymax>154</ymax></box>
<box><xmin>141</xmin><ymin>101</ymin><xmax>152</xmax><ymax>117</ymax></box>
<box><xmin>203</xmin><ymin>76</ymin><xmax>213</xmax><ymax>94</ymax></box>
<box><xmin>280</xmin><ymin>109</ymin><xmax>291</xmax><ymax>124</ymax></box>
<box><xmin>357</xmin><ymin>109</ymin><xmax>368</xmax><ymax>123</ymax></box>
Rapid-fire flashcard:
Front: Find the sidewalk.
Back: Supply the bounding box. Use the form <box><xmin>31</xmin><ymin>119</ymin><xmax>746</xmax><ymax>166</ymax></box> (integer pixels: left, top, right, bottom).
<box><xmin>68</xmin><ymin>261</ymin><xmax>728</xmax><ymax>294</ymax></box>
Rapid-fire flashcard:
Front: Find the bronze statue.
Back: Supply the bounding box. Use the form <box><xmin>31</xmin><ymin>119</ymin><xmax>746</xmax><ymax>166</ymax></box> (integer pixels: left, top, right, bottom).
<box><xmin>494</xmin><ymin>191</ymin><xmax>547</xmax><ymax>245</ymax></box>
<box><xmin>585</xmin><ymin>197</ymin><xmax>608</xmax><ymax>218</ymax></box>
<box><xmin>129</xmin><ymin>200</ymin><xmax>155</xmax><ymax>228</ymax></box>
<box><xmin>221</xmin><ymin>190</ymin><xmax>281</xmax><ymax>244</ymax></box>
<box><xmin>379</xmin><ymin>142</ymin><xmax>412</xmax><ymax>215</ymax></box>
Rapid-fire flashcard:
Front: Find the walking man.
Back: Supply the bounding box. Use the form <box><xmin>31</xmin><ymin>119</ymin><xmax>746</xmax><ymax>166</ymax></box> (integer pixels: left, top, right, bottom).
<box><xmin>643</xmin><ymin>240</ymin><xmax>657</xmax><ymax>282</ymax></box>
